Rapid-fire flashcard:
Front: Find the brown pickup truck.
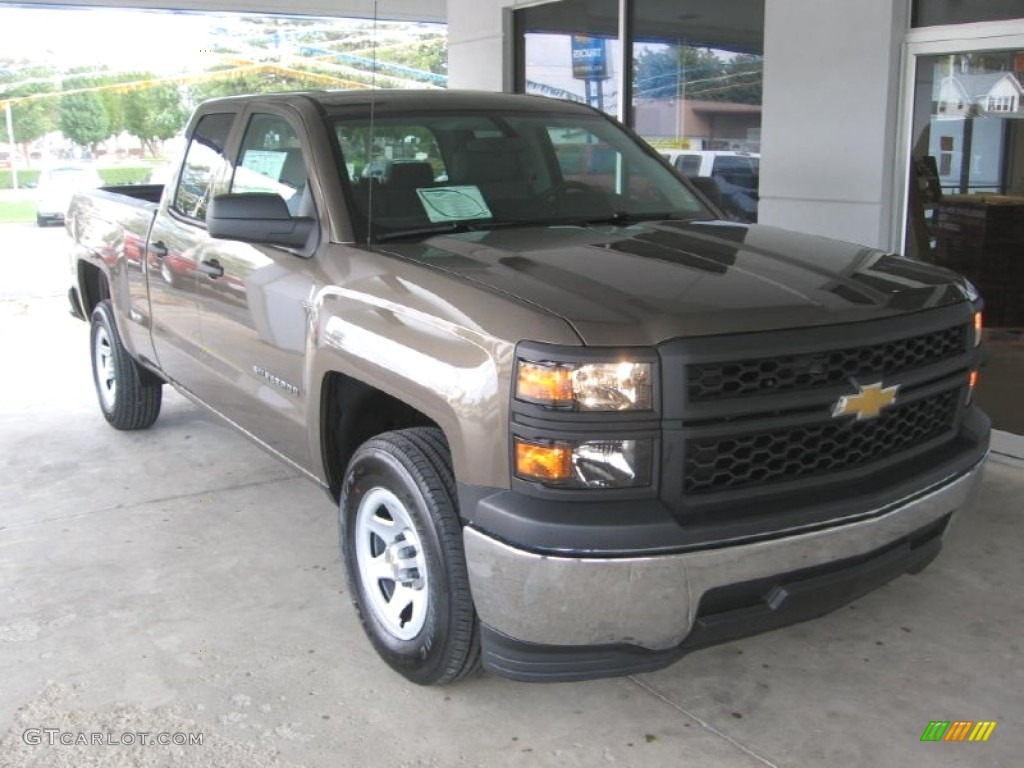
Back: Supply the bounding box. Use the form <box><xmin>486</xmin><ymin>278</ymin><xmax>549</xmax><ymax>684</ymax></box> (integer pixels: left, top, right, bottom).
<box><xmin>67</xmin><ymin>90</ymin><xmax>990</xmax><ymax>685</ymax></box>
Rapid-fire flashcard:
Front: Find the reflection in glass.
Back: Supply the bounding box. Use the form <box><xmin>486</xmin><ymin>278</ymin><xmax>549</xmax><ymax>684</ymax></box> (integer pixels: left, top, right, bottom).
<box><xmin>516</xmin><ymin>0</ymin><xmax>621</xmax><ymax>117</ymax></box>
<box><xmin>905</xmin><ymin>50</ymin><xmax>1024</xmax><ymax>434</ymax></box>
<box><xmin>632</xmin><ymin>1</ymin><xmax>764</xmax><ymax>222</ymax></box>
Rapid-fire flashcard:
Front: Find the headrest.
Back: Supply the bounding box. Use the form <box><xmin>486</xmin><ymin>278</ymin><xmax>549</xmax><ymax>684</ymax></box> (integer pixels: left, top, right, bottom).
<box><xmin>385</xmin><ymin>161</ymin><xmax>434</xmax><ymax>188</ymax></box>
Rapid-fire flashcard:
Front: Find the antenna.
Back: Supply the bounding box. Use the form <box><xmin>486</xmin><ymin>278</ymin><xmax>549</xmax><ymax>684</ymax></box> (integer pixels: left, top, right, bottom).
<box><xmin>367</xmin><ymin>0</ymin><xmax>379</xmax><ymax>242</ymax></box>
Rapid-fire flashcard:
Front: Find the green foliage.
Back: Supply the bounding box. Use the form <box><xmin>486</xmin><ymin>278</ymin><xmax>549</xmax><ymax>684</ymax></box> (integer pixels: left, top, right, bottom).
<box><xmin>188</xmin><ymin>68</ymin><xmax>336</xmax><ymax>103</ymax></box>
<box><xmin>122</xmin><ymin>81</ymin><xmax>188</xmax><ymax>155</ymax></box>
<box><xmin>59</xmin><ymin>91</ymin><xmax>110</xmax><ymax>148</ymax></box>
<box><xmin>64</xmin><ymin>69</ymin><xmax>129</xmax><ymax>136</ymax></box>
<box><xmin>382</xmin><ymin>40</ymin><xmax>448</xmax><ymax>78</ymax></box>
<box><xmin>0</xmin><ymin>198</ymin><xmax>36</xmax><ymax>222</ymax></box>
<box><xmin>0</xmin><ymin>169</ymin><xmax>42</xmax><ymax>190</ymax></box>
<box><xmin>0</xmin><ymin>65</ymin><xmax>58</xmax><ymax>146</ymax></box>
<box><xmin>98</xmin><ymin>167</ymin><xmax>151</xmax><ymax>185</ymax></box>
<box><xmin>0</xmin><ymin>167</ymin><xmax>149</xmax><ymax>190</ymax></box>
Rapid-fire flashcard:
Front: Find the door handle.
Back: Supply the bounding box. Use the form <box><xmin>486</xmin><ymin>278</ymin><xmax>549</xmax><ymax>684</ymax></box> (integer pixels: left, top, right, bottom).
<box><xmin>199</xmin><ymin>259</ymin><xmax>224</xmax><ymax>279</ymax></box>
<box><xmin>149</xmin><ymin>240</ymin><xmax>168</xmax><ymax>259</ymax></box>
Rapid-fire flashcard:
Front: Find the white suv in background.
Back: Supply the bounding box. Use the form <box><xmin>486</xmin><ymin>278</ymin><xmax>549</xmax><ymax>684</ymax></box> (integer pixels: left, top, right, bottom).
<box><xmin>662</xmin><ymin>150</ymin><xmax>760</xmax><ymax>223</ymax></box>
<box><xmin>35</xmin><ymin>165</ymin><xmax>104</xmax><ymax>227</ymax></box>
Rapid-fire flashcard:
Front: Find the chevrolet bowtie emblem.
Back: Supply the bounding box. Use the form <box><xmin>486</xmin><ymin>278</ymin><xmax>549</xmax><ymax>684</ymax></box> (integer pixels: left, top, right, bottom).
<box><xmin>832</xmin><ymin>381</ymin><xmax>900</xmax><ymax>420</ymax></box>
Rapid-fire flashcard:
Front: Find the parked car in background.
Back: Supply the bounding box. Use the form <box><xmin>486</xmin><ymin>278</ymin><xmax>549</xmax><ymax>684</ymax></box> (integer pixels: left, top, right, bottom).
<box><xmin>662</xmin><ymin>150</ymin><xmax>760</xmax><ymax>222</ymax></box>
<box><xmin>35</xmin><ymin>165</ymin><xmax>104</xmax><ymax>227</ymax></box>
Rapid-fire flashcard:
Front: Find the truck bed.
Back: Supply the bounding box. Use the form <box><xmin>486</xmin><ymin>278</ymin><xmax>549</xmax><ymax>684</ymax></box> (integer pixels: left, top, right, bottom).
<box><xmin>67</xmin><ymin>185</ymin><xmax>162</xmax><ymax>267</ymax></box>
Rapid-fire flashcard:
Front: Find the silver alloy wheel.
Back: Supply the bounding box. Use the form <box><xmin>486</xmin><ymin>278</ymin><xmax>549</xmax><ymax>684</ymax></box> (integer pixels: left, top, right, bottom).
<box><xmin>354</xmin><ymin>486</ymin><xmax>429</xmax><ymax>640</ymax></box>
<box><xmin>93</xmin><ymin>325</ymin><xmax>117</xmax><ymax>411</ymax></box>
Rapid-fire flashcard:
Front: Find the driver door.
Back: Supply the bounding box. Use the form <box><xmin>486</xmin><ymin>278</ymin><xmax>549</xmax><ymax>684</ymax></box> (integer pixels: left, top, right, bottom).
<box><xmin>190</xmin><ymin>109</ymin><xmax>319</xmax><ymax>471</ymax></box>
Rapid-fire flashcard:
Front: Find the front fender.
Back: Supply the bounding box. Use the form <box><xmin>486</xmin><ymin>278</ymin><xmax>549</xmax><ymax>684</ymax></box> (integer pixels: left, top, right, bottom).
<box><xmin>305</xmin><ymin>284</ymin><xmax>579</xmax><ymax>490</ymax></box>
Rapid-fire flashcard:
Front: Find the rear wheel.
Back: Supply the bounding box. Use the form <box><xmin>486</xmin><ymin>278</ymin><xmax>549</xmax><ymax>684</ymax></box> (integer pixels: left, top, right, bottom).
<box><xmin>90</xmin><ymin>300</ymin><xmax>162</xmax><ymax>430</ymax></box>
<box><xmin>340</xmin><ymin>427</ymin><xmax>479</xmax><ymax>685</ymax></box>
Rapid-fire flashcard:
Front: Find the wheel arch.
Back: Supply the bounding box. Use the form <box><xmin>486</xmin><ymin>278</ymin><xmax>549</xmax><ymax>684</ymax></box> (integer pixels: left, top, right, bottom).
<box><xmin>319</xmin><ymin>371</ymin><xmax>444</xmax><ymax>501</ymax></box>
<box><xmin>308</xmin><ymin>321</ymin><xmax>516</xmax><ymax>501</ymax></box>
<box><xmin>77</xmin><ymin>259</ymin><xmax>111</xmax><ymax>318</ymax></box>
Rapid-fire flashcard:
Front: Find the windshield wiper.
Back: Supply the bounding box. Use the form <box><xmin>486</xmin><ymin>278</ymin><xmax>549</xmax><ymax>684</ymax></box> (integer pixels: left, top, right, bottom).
<box><xmin>374</xmin><ymin>219</ymin><xmax>528</xmax><ymax>243</ymax></box>
<box><xmin>571</xmin><ymin>212</ymin><xmax>677</xmax><ymax>226</ymax></box>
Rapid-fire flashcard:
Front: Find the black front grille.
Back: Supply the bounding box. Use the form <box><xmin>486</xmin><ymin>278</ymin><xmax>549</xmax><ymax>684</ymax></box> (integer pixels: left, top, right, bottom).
<box><xmin>687</xmin><ymin>324</ymin><xmax>966</xmax><ymax>401</ymax></box>
<box><xmin>684</xmin><ymin>388</ymin><xmax>960</xmax><ymax>495</ymax></box>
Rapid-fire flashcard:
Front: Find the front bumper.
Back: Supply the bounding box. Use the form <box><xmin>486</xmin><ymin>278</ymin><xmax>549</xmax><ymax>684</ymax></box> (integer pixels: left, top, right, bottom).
<box><xmin>464</xmin><ymin>457</ymin><xmax>986</xmax><ymax>681</ymax></box>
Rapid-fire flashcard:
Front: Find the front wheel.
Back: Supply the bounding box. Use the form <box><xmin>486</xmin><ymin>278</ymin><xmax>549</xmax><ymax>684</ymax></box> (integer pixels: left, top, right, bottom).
<box><xmin>340</xmin><ymin>428</ymin><xmax>480</xmax><ymax>685</ymax></box>
<box><xmin>90</xmin><ymin>300</ymin><xmax>162</xmax><ymax>430</ymax></box>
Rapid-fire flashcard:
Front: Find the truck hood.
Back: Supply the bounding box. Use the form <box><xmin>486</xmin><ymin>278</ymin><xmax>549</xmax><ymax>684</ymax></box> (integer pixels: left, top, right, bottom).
<box><xmin>380</xmin><ymin>220</ymin><xmax>972</xmax><ymax>346</ymax></box>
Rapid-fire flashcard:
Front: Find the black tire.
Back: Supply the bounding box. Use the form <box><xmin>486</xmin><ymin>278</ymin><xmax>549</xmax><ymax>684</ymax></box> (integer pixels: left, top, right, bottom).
<box><xmin>90</xmin><ymin>299</ymin><xmax>162</xmax><ymax>430</ymax></box>
<box><xmin>340</xmin><ymin>427</ymin><xmax>480</xmax><ymax>685</ymax></box>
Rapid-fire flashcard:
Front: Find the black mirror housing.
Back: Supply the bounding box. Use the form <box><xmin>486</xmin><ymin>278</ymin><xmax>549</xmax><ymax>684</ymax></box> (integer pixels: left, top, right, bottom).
<box><xmin>207</xmin><ymin>193</ymin><xmax>314</xmax><ymax>248</ymax></box>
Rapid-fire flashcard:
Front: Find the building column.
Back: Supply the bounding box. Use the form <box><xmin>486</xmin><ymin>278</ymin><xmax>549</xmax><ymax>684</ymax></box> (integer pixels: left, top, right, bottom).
<box><xmin>759</xmin><ymin>0</ymin><xmax>910</xmax><ymax>250</ymax></box>
<box><xmin>447</xmin><ymin>0</ymin><xmax>511</xmax><ymax>91</ymax></box>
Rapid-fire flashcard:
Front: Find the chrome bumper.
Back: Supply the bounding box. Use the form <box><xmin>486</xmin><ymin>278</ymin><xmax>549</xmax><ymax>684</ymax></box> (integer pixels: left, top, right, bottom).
<box><xmin>464</xmin><ymin>459</ymin><xmax>986</xmax><ymax>650</ymax></box>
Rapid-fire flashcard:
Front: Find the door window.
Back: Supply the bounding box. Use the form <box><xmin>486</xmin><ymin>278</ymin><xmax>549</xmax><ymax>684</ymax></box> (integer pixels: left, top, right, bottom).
<box><xmin>232</xmin><ymin>113</ymin><xmax>315</xmax><ymax>217</ymax></box>
<box><xmin>172</xmin><ymin>112</ymin><xmax>234</xmax><ymax>222</ymax></box>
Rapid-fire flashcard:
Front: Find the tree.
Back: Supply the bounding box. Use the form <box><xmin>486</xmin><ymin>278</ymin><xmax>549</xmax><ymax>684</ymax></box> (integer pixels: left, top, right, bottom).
<box><xmin>634</xmin><ymin>46</ymin><xmax>725</xmax><ymax>100</ymax></box>
<box><xmin>188</xmin><ymin>67</ymin><xmax>344</xmax><ymax>103</ymax></box>
<box><xmin>59</xmin><ymin>91</ymin><xmax>110</xmax><ymax>151</ymax></box>
<box><xmin>122</xmin><ymin>82</ymin><xmax>188</xmax><ymax>156</ymax></box>
<box><xmin>64</xmin><ymin>69</ymin><xmax>128</xmax><ymax>137</ymax></box>
<box><xmin>383</xmin><ymin>40</ymin><xmax>448</xmax><ymax>79</ymax></box>
<box><xmin>0</xmin><ymin>65</ymin><xmax>58</xmax><ymax>159</ymax></box>
<box><xmin>633</xmin><ymin>46</ymin><xmax>762</xmax><ymax>105</ymax></box>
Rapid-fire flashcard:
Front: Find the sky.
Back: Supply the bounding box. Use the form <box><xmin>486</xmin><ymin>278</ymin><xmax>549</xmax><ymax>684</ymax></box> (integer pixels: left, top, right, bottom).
<box><xmin>0</xmin><ymin>6</ymin><xmax>444</xmax><ymax>82</ymax></box>
<box><xmin>0</xmin><ymin>7</ymin><xmax>223</xmax><ymax>74</ymax></box>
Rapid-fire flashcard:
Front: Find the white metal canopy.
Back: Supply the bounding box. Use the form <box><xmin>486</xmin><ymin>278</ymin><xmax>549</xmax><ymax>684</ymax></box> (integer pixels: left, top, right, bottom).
<box><xmin>7</xmin><ymin>0</ymin><xmax>445</xmax><ymax>23</ymax></box>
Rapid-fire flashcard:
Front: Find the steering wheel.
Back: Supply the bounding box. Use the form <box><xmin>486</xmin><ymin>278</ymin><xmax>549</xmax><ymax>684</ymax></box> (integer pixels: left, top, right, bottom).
<box><xmin>543</xmin><ymin>180</ymin><xmax>592</xmax><ymax>203</ymax></box>
<box><xmin>560</xmin><ymin>180</ymin><xmax>592</xmax><ymax>194</ymax></box>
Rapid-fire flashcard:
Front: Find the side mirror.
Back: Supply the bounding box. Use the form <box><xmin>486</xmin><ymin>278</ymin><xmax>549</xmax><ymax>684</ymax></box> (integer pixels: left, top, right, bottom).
<box><xmin>207</xmin><ymin>193</ymin><xmax>314</xmax><ymax>248</ymax></box>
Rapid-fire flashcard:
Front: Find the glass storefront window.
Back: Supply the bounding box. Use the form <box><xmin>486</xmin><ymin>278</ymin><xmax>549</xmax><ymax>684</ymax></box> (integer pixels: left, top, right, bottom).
<box><xmin>632</xmin><ymin>0</ymin><xmax>764</xmax><ymax>222</ymax></box>
<box><xmin>905</xmin><ymin>50</ymin><xmax>1024</xmax><ymax>434</ymax></box>
<box><xmin>913</xmin><ymin>0</ymin><xmax>1023</xmax><ymax>28</ymax></box>
<box><xmin>515</xmin><ymin>0</ymin><xmax>621</xmax><ymax>117</ymax></box>
<box><xmin>514</xmin><ymin>0</ymin><xmax>765</xmax><ymax>222</ymax></box>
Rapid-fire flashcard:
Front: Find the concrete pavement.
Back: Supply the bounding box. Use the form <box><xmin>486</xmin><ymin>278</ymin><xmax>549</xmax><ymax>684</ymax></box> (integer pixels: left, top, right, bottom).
<box><xmin>0</xmin><ymin>222</ymin><xmax>1021</xmax><ymax>767</ymax></box>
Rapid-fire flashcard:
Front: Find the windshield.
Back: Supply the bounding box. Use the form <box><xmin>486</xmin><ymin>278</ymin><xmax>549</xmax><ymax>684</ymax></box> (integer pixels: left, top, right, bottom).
<box><xmin>329</xmin><ymin>106</ymin><xmax>711</xmax><ymax>242</ymax></box>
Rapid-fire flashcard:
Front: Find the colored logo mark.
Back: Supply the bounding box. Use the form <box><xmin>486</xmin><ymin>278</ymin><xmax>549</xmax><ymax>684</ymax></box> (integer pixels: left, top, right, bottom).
<box><xmin>920</xmin><ymin>721</ymin><xmax>996</xmax><ymax>742</ymax></box>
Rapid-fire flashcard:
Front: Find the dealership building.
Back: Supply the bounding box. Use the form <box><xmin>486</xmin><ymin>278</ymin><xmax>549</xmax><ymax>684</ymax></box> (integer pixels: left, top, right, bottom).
<box><xmin>17</xmin><ymin>0</ymin><xmax>1024</xmax><ymax>452</ymax></box>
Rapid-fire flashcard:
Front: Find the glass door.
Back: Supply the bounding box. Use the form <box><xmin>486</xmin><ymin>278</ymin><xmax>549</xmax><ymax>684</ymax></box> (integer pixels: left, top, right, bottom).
<box><xmin>903</xmin><ymin>32</ymin><xmax>1024</xmax><ymax>441</ymax></box>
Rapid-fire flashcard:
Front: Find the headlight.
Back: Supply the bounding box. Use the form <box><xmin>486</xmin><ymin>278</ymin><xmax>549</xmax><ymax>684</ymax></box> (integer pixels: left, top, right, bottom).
<box><xmin>514</xmin><ymin>437</ymin><xmax>652</xmax><ymax>489</ymax></box>
<box><xmin>516</xmin><ymin>359</ymin><xmax>653</xmax><ymax>411</ymax></box>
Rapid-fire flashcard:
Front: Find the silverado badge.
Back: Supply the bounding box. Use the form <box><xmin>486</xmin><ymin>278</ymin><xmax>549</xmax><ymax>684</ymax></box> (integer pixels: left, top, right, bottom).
<box><xmin>832</xmin><ymin>381</ymin><xmax>900</xmax><ymax>420</ymax></box>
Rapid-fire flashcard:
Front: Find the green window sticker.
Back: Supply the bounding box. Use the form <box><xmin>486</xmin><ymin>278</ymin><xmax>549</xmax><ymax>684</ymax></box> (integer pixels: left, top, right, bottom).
<box><xmin>416</xmin><ymin>186</ymin><xmax>492</xmax><ymax>223</ymax></box>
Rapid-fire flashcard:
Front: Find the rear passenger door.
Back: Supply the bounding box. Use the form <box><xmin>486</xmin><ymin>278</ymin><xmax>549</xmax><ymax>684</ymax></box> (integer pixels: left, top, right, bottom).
<box><xmin>190</xmin><ymin>108</ymin><xmax>319</xmax><ymax>470</ymax></box>
<box><xmin>148</xmin><ymin>110</ymin><xmax>237</xmax><ymax>391</ymax></box>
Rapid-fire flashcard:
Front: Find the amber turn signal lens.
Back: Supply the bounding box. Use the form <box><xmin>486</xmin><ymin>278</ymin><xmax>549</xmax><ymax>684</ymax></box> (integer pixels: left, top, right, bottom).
<box><xmin>515</xmin><ymin>439</ymin><xmax>573</xmax><ymax>482</ymax></box>
<box><xmin>516</xmin><ymin>361</ymin><xmax>573</xmax><ymax>405</ymax></box>
<box><xmin>974</xmin><ymin>311</ymin><xmax>983</xmax><ymax>347</ymax></box>
<box><xmin>967</xmin><ymin>369</ymin><xmax>979</xmax><ymax>404</ymax></box>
